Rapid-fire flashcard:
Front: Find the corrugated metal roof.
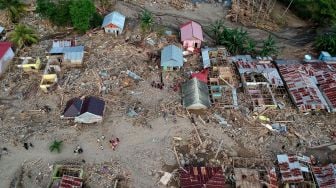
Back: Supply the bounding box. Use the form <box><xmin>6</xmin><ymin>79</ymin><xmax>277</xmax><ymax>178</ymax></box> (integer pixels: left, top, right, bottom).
<box><xmin>202</xmin><ymin>48</ymin><xmax>210</xmax><ymax>68</ymax></box>
<box><xmin>312</xmin><ymin>164</ymin><xmax>336</xmax><ymax>188</ymax></box>
<box><xmin>182</xmin><ymin>78</ymin><xmax>211</xmax><ymax>109</ymax></box>
<box><xmin>102</xmin><ymin>11</ymin><xmax>126</xmax><ymax>30</ymax></box>
<box><xmin>49</xmin><ymin>45</ymin><xmax>84</xmax><ymax>62</ymax></box>
<box><xmin>81</xmin><ymin>96</ymin><xmax>105</xmax><ymax>116</ymax></box>
<box><xmin>277</xmin><ymin>154</ymin><xmax>305</xmax><ymax>183</ymax></box>
<box><xmin>180</xmin><ymin>21</ymin><xmax>203</xmax><ymax>41</ymax></box>
<box><xmin>179</xmin><ymin>167</ymin><xmax>226</xmax><ymax>188</ymax></box>
<box><xmin>160</xmin><ymin>45</ymin><xmax>183</xmax><ymax>67</ymax></box>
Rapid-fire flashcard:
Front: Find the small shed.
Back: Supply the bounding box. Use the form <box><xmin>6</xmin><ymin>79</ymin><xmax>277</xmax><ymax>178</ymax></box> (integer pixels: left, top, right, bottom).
<box><xmin>182</xmin><ymin>78</ymin><xmax>211</xmax><ymax>110</ymax></box>
<box><xmin>75</xmin><ymin>96</ymin><xmax>105</xmax><ymax>124</ymax></box>
<box><xmin>49</xmin><ymin>40</ymin><xmax>84</xmax><ymax>65</ymax></box>
<box><xmin>0</xmin><ymin>42</ymin><xmax>14</xmax><ymax>76</ymax></box>
<box><xmin>161</xmin><ymin>45</ymin><xmax>183</xmax><ymax>71</ymax></box>
<box><xmin>180</xmin><ymin>21</ymin><xmax>203</xmax><ymax>50</ymax></box>
<box><xmin>102</xmin><ymin>11</ymin><xmax>126</xmax><ymax>36</ymax></box>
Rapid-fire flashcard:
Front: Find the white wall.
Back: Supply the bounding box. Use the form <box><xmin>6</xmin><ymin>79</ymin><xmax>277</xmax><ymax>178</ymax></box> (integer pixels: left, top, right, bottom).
<box><xmin>75</xmin><ymin>112</ymin><xmax>102</xmax><ymax>124</ymax></box>
<box><xmin>0</xmin><ymin>48</ymin><xmax>14</xmax><ymax>75</ymax></box>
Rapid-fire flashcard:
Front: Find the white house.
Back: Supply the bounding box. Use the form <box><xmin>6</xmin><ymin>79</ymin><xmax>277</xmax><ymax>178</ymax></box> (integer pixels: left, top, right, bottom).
<box><xmin>0</xmin><ymin>42</ymin><xmax>14</xmax><ymax>76</ymax></box>
<box><xmin>102</xmin><ymin>11</ymin><xmax>126</xmax><ymax>36</ymax></box>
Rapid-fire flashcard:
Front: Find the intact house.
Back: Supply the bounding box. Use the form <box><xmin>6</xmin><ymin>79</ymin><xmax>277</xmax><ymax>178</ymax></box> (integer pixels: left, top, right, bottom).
<box><xmin>0</xmin><ymin>42</ymin><xmax>14</xmax><ymax>76</ymax></box>
<box><xmin>180</xmin><ymin>21</ymin><xmax>203</xmax><ymax>51</ymax></box>
<box><xmin>62</xmin><ymin>96</ymin><xmax>106</xmax><ymax>124</ymax></box>
<box><xmin>160</xmin><ymin>44</ymin><xmax>184</xmax><ymax>71</ymax></box>
<box><xmin>102</xmin><ymin>11</ymin><xmax>126</xmax><ymax>36</ymax></box>
<box><xmin>182</xmin><ymin>77</ymin><xmax>211</xmax><ymax>110</ymax></box>
<box><xmin>48</xmin><ymin>40</ymin><xmax>85</xmax><ymax>66</ymax></box>
<box><xmin>17</xmin><ymin>57</ymin><xmax>41</xmax><ymax>72</ymax></box>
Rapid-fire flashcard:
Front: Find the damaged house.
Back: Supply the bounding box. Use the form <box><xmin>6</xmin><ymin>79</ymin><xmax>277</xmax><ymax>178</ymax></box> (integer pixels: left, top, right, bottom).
<box><xmin>160</xmin><ymin>44</ymin><xmax>184</xmax><ymax>71</ymax></box>
<box><xmin>62</xmin><ymin>96</ymin><xmax>106</xmax><ymax>124</ymax></box>
<box><xmin>0</xmin><ymin>42</ymin><xmax>14</xmax><ymax>76</ymax></box>
<box><xmin>48</xmin><ymin>165</ymin><xmax>84</xmax><ymax>188</ymax></box>
<box><xmin>180</xmin><ymin>21</ymin><xmax>203</xmax><ymax>52</ymax></box>
<box><xmin>275</xmin><ymin>60</ymin><xmax>330</xmax><ymax>112</ymax></box>
<box><xmin>48</xmin><ymin>40</ymin><xmax>85</xmax><ymax>66</ymax></box>
<box><xmin>179</xmin><ymin>166</ymin><xmax>226</xmax><ymax>188</ymax></box>
<box><xmin>233</xmin><ymin>55</ymin><xmax>280</xmax><ymax>110</ymax></box>
<box><xmin>182</xmin><ymin>78</ymin><xmax>211</xmax><ymax>110</ymax></box>
<box><xmin>17</xmin><ymin>57</ymin><xmax>41</xmax><ymax>72</ymax></box>
<box><xmin>102</xmin><ymin>11</ymin><xmax>126</xmax><ymax>36</ymax></box>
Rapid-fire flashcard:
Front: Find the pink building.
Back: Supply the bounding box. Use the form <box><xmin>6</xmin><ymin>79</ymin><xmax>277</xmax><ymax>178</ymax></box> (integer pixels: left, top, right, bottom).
<box><xmin>180</xmin><ymin>21</ymin><xmax>203</xmax><ymax>51</ymax></box>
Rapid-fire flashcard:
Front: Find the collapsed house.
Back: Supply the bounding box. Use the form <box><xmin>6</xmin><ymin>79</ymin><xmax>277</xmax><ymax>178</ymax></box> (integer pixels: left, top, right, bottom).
<box><xmin>102</xmin><ymin>11</ymin><xmax>126</xmax><ymax>36</ymax></box>
<box><xmin>180</xmin><ymin>21</ymin><xmax>203</xmax><ymax>52</ymax></box>
<box><xmin>48</xmin><ymin>40</ymin><xmax>85</xmax><ymax>66</ymax></box>
<box><xmin>40</xmin><ymin>61</ymin><xmax>60</xmax><ymax>92</ymax></box>
<box><xmin>202</xmin><ymin>48</ymin><xmax>238</xmax><ymax>109</ymax></box>
<box><xmin>160</xmin><ymin>44</ymin><xmax>184</xmax><ymax>71</ymax></box>
<box><xmin>276</xmin><ymin>154</ymin><xmax>315</xmax><ymax>187</ymax></box>
<box><xmin>275</xmin><ymin>60</ymin><xmax>328</xmax><ymax>112</ymax></box>
<box><xmin>62</xmin><ymin>96</ymin><xmax>106</xmax><ymax>124</ymax></box>
<box><xmin>232</xmin><ymin>55</ymin><xmax>280</xmax><ymax>110</ymax></box>
<box><xmin>0</xmin><ymin>42</ymin><xmax>14</xmax><ymax>76</ymax></box>
<box><xmin>179</xmin><ymin>166</ymin><xmax>226</xmax><ymax>188</ymax></box>
<box><xmin>182</xmin><ymin>78</ymin><xmax>211</xmax><ymax>110</ymax></box>
<box><xmin>48</xmin><ymin>165</ymin><xmax>83</xmax><ymax>188</ymax></box>
<box><xmin>312</xmin><ymin>163</ymin><xmax>336</xmax><ymax>187</ymax></box>
<box><xmin>17</xmin><ymin>57</ymin><xmax>41</xmax><ymax>72</ymax></box>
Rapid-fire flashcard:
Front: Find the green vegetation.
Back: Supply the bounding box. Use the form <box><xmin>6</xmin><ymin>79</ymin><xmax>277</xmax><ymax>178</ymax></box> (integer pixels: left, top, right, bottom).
<box><xmin>49</xmin><ymin>140</ymin><xmax>63</xmax><ymax>153</ymax></box>
<box><xmin>208</xmin><ymin>20</ymin><xmax>278</xmax><ymax>56</ymax></box>
<box><xmin>315</xmin><ymin>31</ymin><xmax>336</xmax><ymax>55</ymax></box>
<box><xmin>260</xmin><ymin>35</ymin><xmax>278</xmax><ymax>57</ymax></box>
<box><xmin>140</xmin><ymin>9</ymin><xmax>154</xmax><ymax>32</ymax></box>
<box><xmin>9</xmin><ymin>24</ymin><xmax>38</xmax><ymax>49</ymax></box>
<box><xmin>0</xmin><ymin>0</ymin><xmax>26</xmax><ymax>23</ymax></box>
<box><xmin>279</xmin><ymin>0</ymin><xmax>336</xmax><ymax>25</ymax></box>
<box><xmin>36</xmin><ymin>0</ymin><xmax>101</xmax><ymax>32</ymax></box>
<box><xmin>69</xmin><ymin>0</ymin><xmax>96</xmax><ymax>32</ymax></box>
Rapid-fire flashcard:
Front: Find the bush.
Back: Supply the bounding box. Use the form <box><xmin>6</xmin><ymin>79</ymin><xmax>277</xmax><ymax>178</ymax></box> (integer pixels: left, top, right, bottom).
<box><xmin>315</xmin><ymin>31</ymin><xmax>336</xmax><ymax>55</ymax></box>
<box><xmin>69</xmin><ymin>0</ymin><xmax>96</xmax><ymax>32</ymax></box>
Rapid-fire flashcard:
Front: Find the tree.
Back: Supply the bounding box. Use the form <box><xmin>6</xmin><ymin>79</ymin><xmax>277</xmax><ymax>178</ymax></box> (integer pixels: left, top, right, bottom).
<box><xmin>208</xmin><ymin>20</ymin><xmax>224</xmax><ymax>44</ymax></box>
<box><xmin>0</xmin><ymin>0</ymin><xmax>26</xmax><ymax>23</ymax></box>
<box><xmin>9</xmin><ymin>24</ymin><xmax>38</xmax><ymax>49</ymax></box>
<box><xmin>260</xmin><ymin>35</ymin><xmax>278</xmax><ymax>56</ymax></box>
<box><xmin>315</xmin><ymin>31</ymin><xmax>336</xmax><ymax>55</ymax></box>
<box><xmin>49</xmin><ymin>140</ymin><xmax>63</xmax><ymax>153</ymax></box>
<box><xmin>69</xmin><ymin>0</ymin><xmax>96</xmax><ymax>32</ymax></box>
<box><xmin>36</xmin><ymin>0</ymin><xmax>71</xmax><ymax>26</ymax></box>
<box><xmin>219</xmin><ymin>27</ymin><xmax>249</xmax><ymax>55</ymax></box>
<box><xmin>140</xmin><ymin>9</ymin><xmax>154</xmax><ymax>32</ymax></box>
<box><xmin>244</xmin><ymin>39</ymin><xmax>256</xmax><ymax>55</ymax></box>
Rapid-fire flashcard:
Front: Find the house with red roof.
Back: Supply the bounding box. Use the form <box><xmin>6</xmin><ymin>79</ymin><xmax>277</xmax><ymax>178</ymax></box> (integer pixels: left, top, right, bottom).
<box><xmin>0</xmin><ymin>42</ymin><xmax>14</xmax><ymax>76</ymax></box>
<box><xmin>180</xmin><ymin>21</ymin><xmax>204</xmax><ymax>51</ymax></box>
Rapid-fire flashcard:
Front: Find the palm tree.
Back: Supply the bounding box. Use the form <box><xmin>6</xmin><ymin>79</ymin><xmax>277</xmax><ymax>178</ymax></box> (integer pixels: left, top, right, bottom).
<box><xmin>208</xmin><ymin>20</ymin><xmax>224</xmax><ymax>44</ymax></box>
<box><xmin>0</xmin><ymin>0</ymin><xmax>26</xmax><ymax>23</ymax></box>
<box><xmin>49</xmin><ymin>140</ymin><xmax>63</xmax><ymax>153</ymax></box>
<box><xmin>244</xmin><ymin>39</ymin><xmax>256</xmax><ymax>55</ymax></box>
<box><xmin>260</xmin><ymin>35</ymin><xmax>278</xmax><ymax>57</ymax></box>
<box><xmin>9</xmin><ymin>24</ymin><xmax>39</xmax><ymax>49</ymax></box>
<box><xmin>140</xmin><ymin>9</ymin><xmax>154</xmax><ymax>32</ymax></box>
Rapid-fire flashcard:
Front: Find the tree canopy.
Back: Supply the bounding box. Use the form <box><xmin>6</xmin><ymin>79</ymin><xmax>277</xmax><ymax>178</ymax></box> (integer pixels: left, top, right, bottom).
<box><xmin>36</xmin><ymin>0</ymin><xmax>100</xmax><ymax>32</ymax></box>
<box><xmin>0</xmin><ymin>0</ymin><xmax>26</xmax><ymax>23</ymax></box>
<box><xmin>9</xmin><ymin>24</ymin><xmax>39</xmax><ymax>49</ymax></box>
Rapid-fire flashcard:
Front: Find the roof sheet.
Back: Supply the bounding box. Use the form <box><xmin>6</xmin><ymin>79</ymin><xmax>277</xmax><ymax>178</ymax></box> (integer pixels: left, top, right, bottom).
<box><xmin>191</xmin><ymin>69</ymin><xmax>208</xmax><ymax>83</ymax></box>
<box><xmin>276</xmin><ymin>62</ymin><xmax>329</xmax><ymax>112</ymax></box>
<box><xmin>180</xmin><ymin>21</ymin><xmax>204</xmax><ymax>41</ymax></box>
<box><xmin>63</xmin><ymin>98</ymin><xmax>83</xmax><ymax>117</ymax></box>
<box><xmin>277</xmin><ymin>154</ymin><xmax>305</xmax><ymax>183</ymax></box>
<box><xmin>102</xmin><ymin>11</ymin><xmax>126</xmax><ymax>30</ymax></box>
<box><xmin>0</xmin><ymin>26</ymin><xmax>4</xmax><ymax>33</ymax></box>
<box><xmin>160</xmin><ymin>45</ymin><xmax>183</xmax><ymax>67</ymax></box>
<box><xmin>81</xmin><ymin>96</ymin><xmax>105</xmax><ymax>116</ymax></box>
<box><xmin>202</xmin><ymin>48</ymin><xmax>210</xmax><ymax>68</ymax></box>
<box><xmin>312</xmin><ymin>164</ymin><xmax>336</xmax><ymax>188</ymax></box>
<box><xmin>0</xmin><ymin>42</ymin><xmax>12</xmax><ymax>60</ymax></box>
<box><xmin>179</xmin><ymin>167</ymin><xmax>226</xmax><ymax>188</ymax></box>
<box><xmin>182</xmin><ymin>78</ymin><xmax>211</xmax><ymax>109</ymax></box>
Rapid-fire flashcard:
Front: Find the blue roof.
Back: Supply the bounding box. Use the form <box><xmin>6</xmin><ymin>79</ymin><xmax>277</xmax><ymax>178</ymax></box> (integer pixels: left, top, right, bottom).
<box><xmin>102</xmin><ymin>11</ymin><xmax>126</xmax><ymax>30</ymax></box>
<box><xmin>161</xmin><ymin>45</ymin><xmax>183</xmax><ymax>67</ymax></box>
<box><xmin>0</xmin><ymin>26</ymin><xmax>4</xmax><ymax>33</ymax></box>
<box><xmin>201</xmin><ymin>48</ymin><xmax>210</xmax><ymax>68</ymax></box>
<box><xmin>49</xmin><ymin>46</ymin><xmax>84</xmax><ymax>62</ymax></box>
